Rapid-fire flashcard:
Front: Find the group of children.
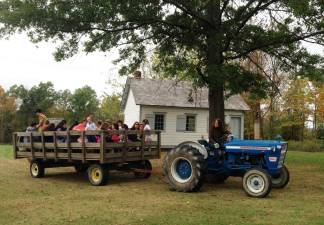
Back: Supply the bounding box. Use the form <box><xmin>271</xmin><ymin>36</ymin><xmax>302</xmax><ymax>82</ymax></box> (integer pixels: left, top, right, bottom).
<box><xmin>26</xmin><ymin>109</ymin><xmax>152</xmax><ymax>143</ymax></box>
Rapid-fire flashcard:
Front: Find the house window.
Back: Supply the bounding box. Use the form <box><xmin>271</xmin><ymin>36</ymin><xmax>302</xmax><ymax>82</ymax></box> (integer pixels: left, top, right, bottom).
<box><xmin>186</xmin><ymin>115</ymin><xmax>196</xmax><ymax>131</ymax></box>
<box><xmin>177</xmin><ymin>114</ymin><xmax>196</xmax><ymax>132</ymax></box>
<box><xmin>230</xmin><ymin>116</ymin><xmax>242</xmax><ymax>139</ymax></box>
<box><xmin>154</xmin><ymin>114</ymin><xmax>165</xmax><ymax>130</ymax></box>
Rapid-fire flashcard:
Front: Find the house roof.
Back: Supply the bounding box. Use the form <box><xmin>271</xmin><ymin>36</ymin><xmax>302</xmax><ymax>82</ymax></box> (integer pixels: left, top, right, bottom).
<box><xmin>121</xmin><ymin>78</ymin><xmax>250</xmax><ymax>111</ymax></box>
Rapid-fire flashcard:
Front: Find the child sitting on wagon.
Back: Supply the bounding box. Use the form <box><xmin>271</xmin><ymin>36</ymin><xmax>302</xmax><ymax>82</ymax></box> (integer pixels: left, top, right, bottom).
<box><xmin>72</xmin><ymin>120</ymin><xmax>88</xmax><ymax>143</ymax></box>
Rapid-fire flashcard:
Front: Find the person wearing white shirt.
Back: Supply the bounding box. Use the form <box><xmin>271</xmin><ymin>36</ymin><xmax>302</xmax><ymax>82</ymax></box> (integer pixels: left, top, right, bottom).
<box><xmin>86</xmin><ymin>115</ymin><xmax>97</xmax><ymax>131</ymax></box>
<box><xmin>86</xmin><ymin>115</ymin><xmax>97</xmax><ymax>142</ymax></box>
<box><xmin>142</xmin><ymin>119</ymin><xmax>152</xmax><ymax>142</ymax></box>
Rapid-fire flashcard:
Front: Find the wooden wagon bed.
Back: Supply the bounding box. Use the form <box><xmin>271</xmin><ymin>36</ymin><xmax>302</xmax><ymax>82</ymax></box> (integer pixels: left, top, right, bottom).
<box><xmin>12</xmin><ymin>130</ymin><xmax>161</xmax><ymax>164</ymax></box>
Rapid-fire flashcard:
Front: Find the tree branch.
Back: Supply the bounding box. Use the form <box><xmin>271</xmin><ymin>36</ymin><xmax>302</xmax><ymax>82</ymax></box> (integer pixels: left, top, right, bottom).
<box><xmin>225</xmin><ymin>30</ymin><xmax>324</xmax><ymax>60</ymax></box>
<box><xmin>162</xmin><ymin>0</ymin><xmax>214</xmax><ymax>28</ymax></box>
<box><xmin>223</xmin><ymin>0</ymin><xmax>280</xmax><ymax>52</ymax></box>
<box><xmin>245</xmin><ymin>54</ymin><xmax>281</xmax><ymax>95</ymax></box>
<box><xmin>220</xmin><ymin>0</ymin><xmax>231</xmax><ymax>15</ymax></box>
<box><xmin>196</xmin><ymin>66</ymin><xmax>209</xmax><ymax>84</ymax></box>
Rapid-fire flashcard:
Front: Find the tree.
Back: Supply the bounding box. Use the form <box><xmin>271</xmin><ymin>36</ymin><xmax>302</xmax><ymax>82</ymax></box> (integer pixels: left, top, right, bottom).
<box><xmin>8</xmin><ymin>82</ymin><xmax>57</xmax><ymax>130</ymax></box>
<box><xmin>281</xmin><ymin>78</ymin><xmax>313</xmax><ymax>140</ymax></box>
<box><xmin>314</xmin><ymin>82</ymin><xmax>324</xmax><ymax>138</ymax></box>
<box><xmin>97</xmin><ymin>94</ymin><xmax>124</xmax><ymax>122</ymax></box>
<box><xmin>52</xmin><ymin>89</ymin><xmax>72</xmax><ymax>119</ymax></box>
<box><xmin>69</xmin><ymin>86</ymin><xmax>99</xmax><ymax>122</ymax></box>
<box><xmin>1</xmin><ymin>1</ymin><xmax>323</xmax><ymax>129</ymax></box>
<box><xmin>0</xmin><ymin>86</ymin><xmax>16</xmax><ymax>143</ymax></box>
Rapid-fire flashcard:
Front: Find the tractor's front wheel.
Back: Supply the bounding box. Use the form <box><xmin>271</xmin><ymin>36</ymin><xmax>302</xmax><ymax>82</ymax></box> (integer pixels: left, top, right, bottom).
<box><xmin>271</xmin><ymin>165</ymin><xmax>290</xmax><ymax>188</ymax></box>
<box><xmin>163</xmin><ymin>145</ymin><xmax>206</xmax><ymax>192</ymax></box>
<box><xmin>87</xmin><ymin>164</ymin><xmax>109</xmax><ymax>186</ymax></box>
<box><xmin>242</xmin><ymin>168</ymin><xmax>272</xmax><ymax>198</ymax></box>
<box><xmin>30</xmin><ymin>160</ymin><xmax>45</xmax><ymax>178</ymax></box>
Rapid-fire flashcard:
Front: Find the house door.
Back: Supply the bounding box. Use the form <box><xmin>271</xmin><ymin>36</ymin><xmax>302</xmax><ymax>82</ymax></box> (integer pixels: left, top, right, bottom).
<box><xmin>230</xmin><ymin>117</ymin><xmax>242</xmax><ymax>139</ymax></box>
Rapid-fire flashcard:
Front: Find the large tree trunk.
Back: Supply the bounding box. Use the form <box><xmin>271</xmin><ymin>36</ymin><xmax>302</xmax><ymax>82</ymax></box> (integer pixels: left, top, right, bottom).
<box><xmin>208</xmin><ymin>83</ymin><xmax>225</xmax><ymax>130</ymax></box>
<box><xmin>254</xmin><ymin>101</ymin><xmax>263</xmax><ymax>139</ymax></box>
<box><xmin>206</xmin><ymin>0</ymin><xmax>224</xmax><ymax>134</ymax></box>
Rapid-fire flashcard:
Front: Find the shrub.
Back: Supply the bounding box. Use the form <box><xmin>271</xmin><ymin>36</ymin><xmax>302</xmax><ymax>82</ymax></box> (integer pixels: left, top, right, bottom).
<box><xmin>288</xmin><ymin>140</ymin><xmax>324</xmax><ymax>152</ymax></box>
<box><xmin>281</xmin><ymin>124</ymin><xmax>303</xmax><ymax>141</ymax></box>
<box><xmin>316</xmin><ymin>125</ymin><xmax>324</xmax><ymax>139</ymax></box>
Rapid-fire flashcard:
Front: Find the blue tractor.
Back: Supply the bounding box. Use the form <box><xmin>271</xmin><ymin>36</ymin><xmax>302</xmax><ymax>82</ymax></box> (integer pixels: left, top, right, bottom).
<box><xmin>163</xmin><ymin>138</ymin><xmax>289</xmax><ymax>198</ymax></box>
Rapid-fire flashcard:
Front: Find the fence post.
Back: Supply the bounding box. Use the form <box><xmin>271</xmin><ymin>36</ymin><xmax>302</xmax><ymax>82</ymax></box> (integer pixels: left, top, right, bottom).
<box><xmin>157</xmin><ymin>131</ymin><xmax>161</xmax><ymax>158</ymax></box>
<box><xmin>141</xmin><ymin>131</ymin><xmax>145</xmax><ymax>160</ymax></box>
<box><xmin>82</xmin><ymin>131</ymin><xmax>86</xmax><ymax>163</ymax></box>
<box><xmin>53</xmin><ymin>132</ymin><xmax>58</xmax><ymax>162</ymax></box>
<box><xmin>12</xmin><ymin>133</ymin><xmax>17</xmax><ymax>159</ymax></box>
<box><xmin>67</xmin><ymin>131</ymin><xmax>71</xmax><ymax>162</ymax></box>
<box><xmin>123</xmin><ymin>130</ymin><xmax>128</xmax><ymax>162</ymax></box>
<box><xmin>30</xmin><ymin>132</ymin><xmax>34</xmax><ymax>160</ymax></box>
<box><xmin>41</xmin><ymin>132</ymin><xmax>46</xmax><ymax>160</ymax></box>
<box><xmin>100</xmin><ymin>131</ymin><xmax>104</xmax><ymax>164</ymax></box>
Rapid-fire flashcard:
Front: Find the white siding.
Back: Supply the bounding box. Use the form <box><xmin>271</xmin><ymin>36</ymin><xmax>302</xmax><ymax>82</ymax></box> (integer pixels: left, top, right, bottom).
<box><xmin>140</xmin><ymin>106</ymin><xmax>244</xmax><ymax>147</ymax></box>
<box><xmin>226</xmin><ymin>110</ymin><xmax>245</xmax><ymax>139</ymax></box>
<box><xmin>123</xmin><ymin>90</ymin><xmax>140</xmax><ymax>126</ymax></box>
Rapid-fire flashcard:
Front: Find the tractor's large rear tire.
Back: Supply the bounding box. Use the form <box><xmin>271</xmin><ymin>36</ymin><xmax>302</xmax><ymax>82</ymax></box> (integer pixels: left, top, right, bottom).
<box><xmin>242</xmin><ymin>168</ymin><xmax>272</xmax><ymax>198</ymax></box>
<box><xmin>163</xmin><ymin>145</ymin><xmax>206</xmax><ymax>192</ymax></box>
<box><xmin>271</xmin><ymin>165</ymin><xmax>290</xmax><ymax>188</ymax></box>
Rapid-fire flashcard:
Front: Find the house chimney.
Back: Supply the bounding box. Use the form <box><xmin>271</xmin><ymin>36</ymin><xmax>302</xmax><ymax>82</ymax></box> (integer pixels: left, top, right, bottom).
<box><xmin>133</xmin><ymin>70</ymin><xmax>142</xmax><ymax>79</ymax></box>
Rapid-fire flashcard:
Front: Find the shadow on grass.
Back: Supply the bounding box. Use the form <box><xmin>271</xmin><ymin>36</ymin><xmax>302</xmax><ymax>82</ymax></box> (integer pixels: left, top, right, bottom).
<box><xmin>42</xmin><ymin>169</ymin><xmax>156</xmax><ymax>185</ymax></box>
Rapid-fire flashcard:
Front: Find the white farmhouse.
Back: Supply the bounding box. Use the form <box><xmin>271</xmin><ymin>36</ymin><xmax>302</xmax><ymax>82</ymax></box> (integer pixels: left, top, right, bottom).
<box><xmin>121</xmin><ymin>77</ymin><xmax>250</xmax><ymax>148</ymax></box>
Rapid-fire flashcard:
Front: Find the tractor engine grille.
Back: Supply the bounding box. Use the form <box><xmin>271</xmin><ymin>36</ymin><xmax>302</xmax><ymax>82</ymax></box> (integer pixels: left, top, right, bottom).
<box><xmin>278</xmin><ymin>144</ymin><xmax>287</xmax><ymax>167</ymax></box>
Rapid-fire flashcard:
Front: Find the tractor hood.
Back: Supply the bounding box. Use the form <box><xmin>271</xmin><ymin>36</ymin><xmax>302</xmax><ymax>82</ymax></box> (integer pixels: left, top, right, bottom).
<box><xmin>225</xmin><ymin>140</ymin><xmax>287</xmax><ymax>151</ymax></box>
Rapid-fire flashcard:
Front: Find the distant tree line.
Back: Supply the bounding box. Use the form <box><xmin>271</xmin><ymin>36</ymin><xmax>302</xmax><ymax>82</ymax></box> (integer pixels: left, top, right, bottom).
<box><xmin>0</xmin><ymin>82</ymin><xmax>123</xmax><ymax>143</ymax></box>
<box><xmin>244</xmin><ymin>75</ymin><xmax>324</xmax><ymax>141</ymax></box>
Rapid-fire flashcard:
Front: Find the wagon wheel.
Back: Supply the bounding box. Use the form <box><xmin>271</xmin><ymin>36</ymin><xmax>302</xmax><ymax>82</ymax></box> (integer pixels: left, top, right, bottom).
<box><xmin>134</xmin><ymin>160</ymin><xmax>152</xmax><ymax>179</ymax></box>
<box><xmin>29</xmin><ymin>160</ymin><xmax>45</xmax><ymax>178</ymax></box>
<box><xmin>87</xmin><ymin>164</ymin><xmax>109</xmax><ymax>186</ymax></box>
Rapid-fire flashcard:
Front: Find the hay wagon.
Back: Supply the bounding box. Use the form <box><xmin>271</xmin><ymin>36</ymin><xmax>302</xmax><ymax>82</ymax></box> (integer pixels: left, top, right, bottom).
<box><xmin>12</xmin><ymin>130</ymin><xmax>161</xmax><ymax>185</ymax></box>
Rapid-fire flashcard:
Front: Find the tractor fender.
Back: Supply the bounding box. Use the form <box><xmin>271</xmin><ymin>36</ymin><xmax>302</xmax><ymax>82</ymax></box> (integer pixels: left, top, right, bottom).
<box><xmin>175</xmin><ymin>141</ymin><xmax>208</xmax><ymax>159</ymax></box>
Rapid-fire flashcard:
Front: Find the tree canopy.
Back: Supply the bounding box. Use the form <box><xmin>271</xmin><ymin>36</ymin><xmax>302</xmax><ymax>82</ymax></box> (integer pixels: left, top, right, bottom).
<box><xmin>69</xmin><ymin>86</ymin><xmax>99</xmax><ymax>122</ymax></box>
<box><xmin>0</xmin><ymin>86</ymin><xmax>16</xmax><ymax>143</ymax></box>
<box><xmin>2</xmin><ymin>82</ymin><xmax>120</xmax><ymax>142</ymax></box>
<box><xmin>1</xmin><ymin>0</ymin><xmax>323</xmax><ymax>124</ymax></box>
<box><xmin>8</xmin><ymin>82</ymin><xmax>57</xmax><ymax>127</ymax></box>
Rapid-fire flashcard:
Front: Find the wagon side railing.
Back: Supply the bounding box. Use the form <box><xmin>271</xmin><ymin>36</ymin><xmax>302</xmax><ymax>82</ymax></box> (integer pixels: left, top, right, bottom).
<box><xmin>12</xmin><ymin>130</ymin><xmax>161</xmax><ymax>163</ymax></box>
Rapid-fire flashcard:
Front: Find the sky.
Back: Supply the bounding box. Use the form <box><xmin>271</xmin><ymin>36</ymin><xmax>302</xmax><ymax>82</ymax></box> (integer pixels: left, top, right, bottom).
<box><xmin>0</xmin><ymin>33</ymin><xmax>126</xmax><ymax>98</ymax></box>
<box><xmin>0</xmin><ymin>33</ymin><xmax>323</xmax><ymax>98</ymax></box>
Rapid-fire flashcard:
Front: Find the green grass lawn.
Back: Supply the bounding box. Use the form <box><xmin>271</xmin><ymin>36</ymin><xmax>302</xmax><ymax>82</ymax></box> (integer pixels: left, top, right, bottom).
<box><xmin>1</xmin><ymin>144</ymin><xmax>324</xmax><ymax>225</ymax></box>
<box><xmin>0</xmin><ymin>145</ymin><xmax>13</xmax><ymax>159</ymax></box>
